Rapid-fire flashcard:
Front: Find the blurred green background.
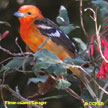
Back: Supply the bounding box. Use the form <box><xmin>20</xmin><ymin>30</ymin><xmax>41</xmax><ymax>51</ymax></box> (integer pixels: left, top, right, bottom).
<box><xmin>0</xmin><ymin>0</ymin><xmax>102</xmax><ymax>108</ymax></box>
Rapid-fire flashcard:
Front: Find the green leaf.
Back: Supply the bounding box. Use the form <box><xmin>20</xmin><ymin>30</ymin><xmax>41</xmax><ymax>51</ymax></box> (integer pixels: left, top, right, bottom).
<box><xmin>91</xmin><ymin>0</ymin><xmax>108</xmax><ymax>16</ymax></box>
<box><xmin>83</xmin><ymin>52</ymin><xmax>90</xmax><ymax>61</ymax></box>
<box><xmin>33</xmin><ymin>49</ymin><xmax>61</xmax><ymax>71</ymax></box>
<box><xmin>56</xmin><ymin>5</ymin><xmax>70</xmax><ymax>25</ymax></box>
<box><xmin>28</xmin><ymin>75</ymin><xmax>48</xmax><ymax>85</ymax></box>
<box><xmin>64</xmin><ymin>56</ymin><xmax>86</xmax><ymax>65</ymax></box>
<box><xmin>34</xmin><ymin>49</ymin><xmax>60</xmax><ymax>64</ymax></box>
<box><xmin>83</xmin><ymin>66</ymin><xmax>94</xmax><ymax>74</ymax></box>
<box><xmin>73</xmin><ymin>38</ymin><xmax>87</xmax><ymax>51</ymax></box>
<box><xmin>22</xmin><ymin>57</ymin><xmax>32</xmax><ymax>71</ymax></box>
<box><xmin>33</xmin><ymin>49</ymin><xmax>69</xmax><ymax>75</ymax></box>
<box><xmin>32</xmin><ymin>60</ymin><xmax>50</xmax><ymax>71</ymax></box>
<box><xmin>59</xmin><ymin>24</ymin><xmax>80</xmax><ymax>34</ymax></box>
<box><xmin>91</xmin><ymin>0</ymin><xmax>106</xmax><ymax>6</ymax></box>
<box><xmin>46</xmin><ymin>63</ymin><xmax>68</xmax><ymax>75</ymax></box>
<box><xmin>56</xmin><ymin>5</ymin><xmax>79</xmax><ymax>34</ymax></box>
<box><xmin>56</xmin><ymin>79</ymin><xmax>71</xmax><ymax>89</ymax></box>
<box><xmin>0</xmin><ymin>57</ymin><xmax>32</xmax><ymax>72</ymax></box>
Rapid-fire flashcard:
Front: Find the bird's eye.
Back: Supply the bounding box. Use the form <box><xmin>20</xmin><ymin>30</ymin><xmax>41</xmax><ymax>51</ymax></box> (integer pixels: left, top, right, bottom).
<box><xmin>27</xmin><ymin>12</ymin><xmax>32</xmax><ymax>15</ymax></box>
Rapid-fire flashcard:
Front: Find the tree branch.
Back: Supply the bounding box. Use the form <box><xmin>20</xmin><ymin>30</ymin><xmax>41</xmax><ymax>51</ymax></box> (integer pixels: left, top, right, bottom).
<box><xmin>0</xmin><ymin>84</ymin><xmax>43</xmax><ymax>108</ymax></box>
<box><xmin>80</xmin><ymin>0</ymin><xmax>89</xmax><ymax>41</ymax></box>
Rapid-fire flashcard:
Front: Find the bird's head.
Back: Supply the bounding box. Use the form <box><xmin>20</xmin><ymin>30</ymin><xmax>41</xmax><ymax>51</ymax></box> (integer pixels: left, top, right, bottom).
<box><xmin>14</xmin><ymin>5</ymin><xmax>43</xmax><ymax>23</ymax></box>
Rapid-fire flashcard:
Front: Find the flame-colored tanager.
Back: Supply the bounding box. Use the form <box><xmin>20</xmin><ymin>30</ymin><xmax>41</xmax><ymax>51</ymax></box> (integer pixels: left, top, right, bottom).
<box><xmin>14</xmin><ymin>5</ymin><xmax>83</xmax><ymax>79</ymax></box>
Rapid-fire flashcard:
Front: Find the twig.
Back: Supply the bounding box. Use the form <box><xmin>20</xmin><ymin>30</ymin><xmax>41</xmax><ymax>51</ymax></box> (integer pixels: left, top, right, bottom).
<box><xmin>65</xmin><ymin>87</ymin><xmax>91</xmax><ymax>108</ymax></box>
<box><xmin>65</xmin><ymin>87</ymin><xmax>82</xmax><ymax>100</ymax></box>
<box><xmin>0</xmin><ymin>45</ymin><xmax>34</xmax><ymax>56</ymax></box>
<box><xmin>84</xmin><ymin>8</ymin><xmax>96</xmax><ymax>21</ymax></box>
<box><xmin>15</xmin><ymin>37</ymin><xmax>24</xmax><ymax>55</ymax></box>
<box><xmin>0</xmin><ymin>84</ymin><xmax>43</xmax><ymax>108</ymax></box>
<box><xmin>99</xmin><ymin>82</ymin><xmax>108</xmax><ymax>102</ymax></box>
<box><xmin>0</xmin><ymin>70</ymin><xmax>8</xmax><ymax>108</ymax></box>
<box><xmin>80</xmin><ymin>0</ymin><xmax>89</xmax><ymax>41</ymax></box>
<box><xmin>16</xmin><ymin>69</ymin><xmax>33</xmax><ymax>73</ymax></box>
<box><xmin>0</xmin><ymin>57</ymin><xmax>13</xmax><ymax>65</ymax></box>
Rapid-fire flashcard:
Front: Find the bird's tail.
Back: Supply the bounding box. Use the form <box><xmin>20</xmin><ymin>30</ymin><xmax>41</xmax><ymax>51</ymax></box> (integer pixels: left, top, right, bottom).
<box><xmin>69</xmin><ymin>66</ymin><xmax>97</xmax><ymax>101</ymax></box>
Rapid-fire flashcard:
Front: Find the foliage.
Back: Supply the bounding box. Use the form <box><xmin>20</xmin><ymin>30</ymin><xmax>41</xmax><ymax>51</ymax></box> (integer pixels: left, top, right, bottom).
<box><xmin>91</xmin><ymin>0</ymin><xmax>108</xmax><ymax>16</ymax></box>
<box><xmin>56</xmin><ymin>5</ymin><xmax>79</xmax><ymax>34</ymax></box>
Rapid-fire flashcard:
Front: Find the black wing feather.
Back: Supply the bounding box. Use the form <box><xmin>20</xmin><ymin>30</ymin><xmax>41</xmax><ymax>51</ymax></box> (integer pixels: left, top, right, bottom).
<box><xmin>34</xmin><ymin>18</ymin><xmax>78</xmax><ymax>54</ymax></box>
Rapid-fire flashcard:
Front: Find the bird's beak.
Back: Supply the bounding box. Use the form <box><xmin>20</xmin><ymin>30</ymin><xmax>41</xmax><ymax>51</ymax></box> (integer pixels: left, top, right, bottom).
<box><xmin>14</xmin><ymin>11</ymin><xmax>25</xmax><ymax>18</ymax></box>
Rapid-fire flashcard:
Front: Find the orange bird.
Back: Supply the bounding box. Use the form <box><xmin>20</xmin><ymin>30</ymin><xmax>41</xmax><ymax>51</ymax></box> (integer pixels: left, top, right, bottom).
<box><xmin>14</xmin><ymin>5</ymin><xmax>82</xmax><ymax>79</ymax></box>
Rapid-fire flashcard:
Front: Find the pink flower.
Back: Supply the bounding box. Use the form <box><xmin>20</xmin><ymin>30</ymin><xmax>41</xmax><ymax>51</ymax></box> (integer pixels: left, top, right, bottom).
<box><xmin>96</xmin><ymin>36</ymin><xmax>108</xmax><ymax>80</ymax></box>
<box><xmin>96</xmin><ymin>61</ymin><xmax>107</xmax><ymax>80</ymax></box>
<box><xmin>0</xmin><ymin>30</ymin><xmax>9</xmax><ymax>40</ymax></box>
<box><xmin>103</xmin><ymin>25</ymin><xmax>108</xmax><ymax>32</ymax></box>
<box><xmin>89</xmin><ymin>35</ymin><xmax>94</xmax><ymax>59</ymax></box>
<box><xmin>89</xmin><ymin>35</ymin><xmax>108</xmax><ymax>80</ymax></box>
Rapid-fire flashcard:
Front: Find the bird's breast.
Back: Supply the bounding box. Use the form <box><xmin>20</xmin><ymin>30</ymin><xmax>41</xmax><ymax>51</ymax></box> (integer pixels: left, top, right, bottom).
<box><xmin>20</xmin><ymin>24</ymin><xmax>46</xmax><ymax>52</ymax></box>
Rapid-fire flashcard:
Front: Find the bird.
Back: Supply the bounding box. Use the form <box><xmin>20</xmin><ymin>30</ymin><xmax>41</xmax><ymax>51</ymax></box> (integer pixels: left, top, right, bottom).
<box><xmin>14</xmin><ymin>5</ymin><xmax>97</xmax><ymax>99</ymax></box>
<box><xmin>14</xmin><ymin>5</ymin><xmax>82</xmax><ymax>76</ymax></box>
<box><xmin>13</xmin><ymin>5</ymin><xmax>90</xmax><ymax>79</ymax></box>
<box><xmin>14</xmin><ymin>5</ymin><xmax>78</xmax><ymax>58</ymax></box>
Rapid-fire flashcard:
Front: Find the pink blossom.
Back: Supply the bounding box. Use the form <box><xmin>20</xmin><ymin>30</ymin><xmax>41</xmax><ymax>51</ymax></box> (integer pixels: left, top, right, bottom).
<box><xmin>89</xmin><ymin>34</ymin><xmax>108</xmax><ymax>80</ymax></box>
<box><xmin>0</xmin><ymin>30</ymin><xmax>9</xmax><ymax>40</ymax></box>
<box><xmin>96</xmin><ymin>36</ymin><xmax>108</xmax><ymax>80</ymax></box>
<box><xmin>96</xmin><ymin>61</ymin><xmax>107</xmax><ymax>80</ymax></box>
<box><xmin>89</xmin><ymin>35</ymin><xmax>94</xmax><ymax>59</ymax></box>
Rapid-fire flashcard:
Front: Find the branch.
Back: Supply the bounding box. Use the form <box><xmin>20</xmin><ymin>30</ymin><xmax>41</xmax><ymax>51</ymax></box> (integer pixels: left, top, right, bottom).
<box><xmin>0</xmin><ymin>45</ymin><xmax>34</xmax><ymax>56</ymax></box>
<box><xmin>16</xmin><ymin>69</ymin><xmax>33</xmax><ymax>73</ymax></box>
<box><xmin>0</xmin><ymin>84</ymin><xmax>43</xmax><ymax>108</ymax></box>
<box><xmin>99</xmin><ymin>82</ymin><xmax>108</xmax><ymax>102</ymax></box>
<box><xmin>15</xmin><ymin>37</ymin><xmax>24</xmax><ymax>55</ymax></box>
<box><xmin>1</xmin><ymin>70</ymin><xmax>8</xmax><ymax>108</ymax></box>
<box><xmin>0</xmin><ymin>57</ymin><xmax>13</xmax><ymax>65</ymax></box>
<box><xmin>80</xmin><ymin>0</ymin><xmax>89</xmax><ymax>41</ymax></box>
<box><xmin>65</xmin><ymin>87</ymin><xmax>91</xmax><ymax>108</ymax></box>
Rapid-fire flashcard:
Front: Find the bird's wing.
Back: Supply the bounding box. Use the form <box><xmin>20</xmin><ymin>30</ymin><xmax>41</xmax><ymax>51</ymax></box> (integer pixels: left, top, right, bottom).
<box><xmin>34</xmin><ymin>18</ymin><xmax>78</xmax><ymax>55</ymax></box>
